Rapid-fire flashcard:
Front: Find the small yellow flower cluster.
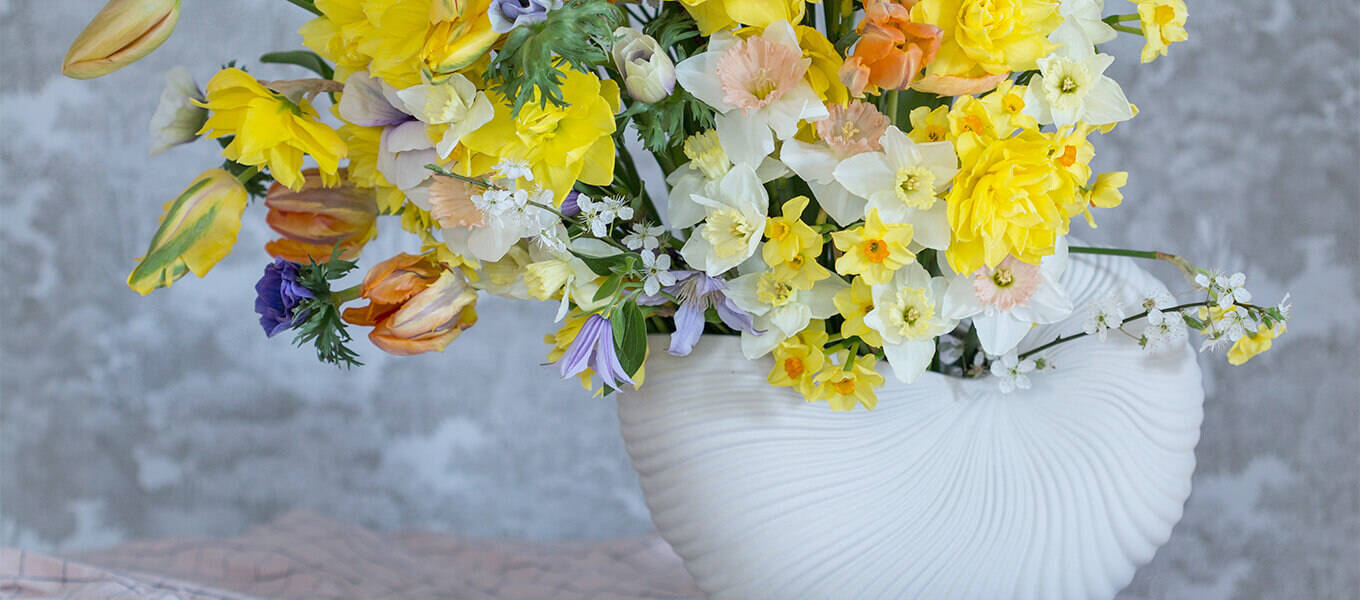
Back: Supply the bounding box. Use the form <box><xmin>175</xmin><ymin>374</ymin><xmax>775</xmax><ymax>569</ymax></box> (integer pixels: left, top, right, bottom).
<box><xmin>767</xmin><ymin>321</ymin><xmax>886</xmax><ymax>411</ymax></box>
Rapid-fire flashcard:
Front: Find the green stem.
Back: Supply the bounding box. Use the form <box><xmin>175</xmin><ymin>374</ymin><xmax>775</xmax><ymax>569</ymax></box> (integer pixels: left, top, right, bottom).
<box><xmin>234</xmin><ymin>165</ymin><xmax>261</xmax><ymax>184</ymax></box>
<box><xmin>1110</xmin><ymin>23</ymin><xmax>1144</xmax><ymax>36</ymax></box>
<box><xmin>282</xmin><ymin>0</ymin><xmax>323</xmax><ymax>16</ymax></box>
<box><xmin>1018</xmin><ymin>300</ymin><xmax>1208</xmax><ymax>360</ymax></box>
<box><xmin>1068</xmin><ymin>246</ymin><xmax>1200</xmax><ymax>282</ymax></box>
<box><xmin>884</xmin><ymin>90</ymin><xmax>901</xmax><ymax>124</ymax></box>
<box><xmin>424</xmin><ymin>164</ymin><xmax>495</xmax><ymax>188</ymax></box>
<box><xmin>330</xmin><ymin>283</ymin><xmax>362</xmax><ymax>304</ymax></box>
<box><xmin>1102</xmin><ymin>13</ymin><xmax>1141</xmax><ymax>23</ymax></box>
<box><xmin>823</xmin><ymin>0</ymin><xmax>842</xmax><ymax>43</ymax></box>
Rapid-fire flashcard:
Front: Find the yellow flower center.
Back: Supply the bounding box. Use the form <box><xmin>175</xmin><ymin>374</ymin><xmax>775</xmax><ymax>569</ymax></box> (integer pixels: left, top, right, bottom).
<box><xmin>789</xmin><ymin>254</ymin><xmax>806</xmax><ymax>269</ymax></box>
<box><xmin>863</xmin><ymin>239</ymin><xmax>890</xmax><ymax>263</ymax></box>
<box><xmin>1003</xmin><ymin>92</ymin><xmax>1025</xmax><ymax>114</ymax></box>
<box><xmin>992</xmin><ymin>268</ymin><xmax>1014</xmax><ymax>287</ymax></box>
<box><xmin>783</xmin><ymin>357</ymin><xmax>805</xmax><ymax>379</ymax></box>
<box><xmin>767</xmin><ymin>219</ymin><xmax>791</xmax><ymax>241</ymax></box>
<box><xmin>515</xmin><ymin>103</ymin><xmax>564</xmax><ymax>140</ymax></box>
<box><xmin>1155</xmin><ymin>4</ymin><xmax>1176</xmax><ymax>25</ymax></box>
<box><xmin>1059</xmin><ymin>75</ymin><xmax>1079</xmax><ymax>94</ymax></box>
<box><xmin>894</xmin><ymin>166</ymin><xmax>937</xmax><ymax>209</ymax></box>
<box><xmin>924</xmin><ymin>125</ymin><xmax>947</xmax><ymax>142</ymax></box>
<box><xmin>962</xmin><ymin>114</ymin><xmax>986</xmax><ymax>134</ymax></box>
<box><xmin>902</xmin><ymin>306</ymin><xmax>921</xmax><ymax>325</ymax></box>
<box><xmin>839</xmin><ymin>121</ymin><xmax>860</xmax><ymax>139</ymax></box>
<box><xmin>885</xmin><ymin>287</ymin><xmax>935</xmax><ymax>339</ymax></box>
<box><xmin>756</xmin><ymin>272</ymin><xmax>796</xmax><ymax>307</ymax></box>
<box><xmin>702</xmin><ymin>208</ymin><xmax>756</xmax><ymax>258</ymax></box>
<box><xmin>1056</xmin><ymin>144</ymin><xmax>1078</xmax><ymax>167</ymax></box>
<box><xmin>833</xmin><ymin>376</ymin><xmax>856</xmax><ymax>395</ymax></box>
<box><xmin>683</xmin><ymin>131</ymin><xmax>730</xmax><ymax>180</ymax></box>
<box><xmin>750</xmin><ymin>71</ymin><xmax>778</xmax><ymax>100</ymax></box>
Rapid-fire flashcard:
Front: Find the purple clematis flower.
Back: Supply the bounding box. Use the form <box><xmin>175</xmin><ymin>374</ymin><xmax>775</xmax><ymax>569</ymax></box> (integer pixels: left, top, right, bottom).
<box><xmin>557</xmin><ymin>314</ymin><xmax>635</xmax><ymax>390</ymax></box>
<box><xmin>560</xmin><ymin>190</ymin><xmax>582</xmax><ymax>217</ymax></box>
<box><xmin>489</xmin><ymin>0</ymin><xmax>559</xmax><ymax>33</ymax></box>
<box><xmin>653</xmin><ymin>270</ymin><xmax>757</xmax><ymax>357</ymax></box>
<box><xmin>254</xmin><ymin>258</ymin><xmax>314</xmax><ymax>337</ymax></box>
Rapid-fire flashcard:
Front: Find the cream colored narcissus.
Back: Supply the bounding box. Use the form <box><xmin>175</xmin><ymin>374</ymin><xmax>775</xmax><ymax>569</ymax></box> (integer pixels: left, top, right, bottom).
<box><xmin>1022</xmin><ymin>44</ymin><xmax>1134</xmax><ymax>128</ymax></box>
<box><xmin>832</xmin><ymin>126</ymin><xmax>957</xmax><ymax>249</ymax></box>
<box><xmin>779</xmin><ymin>100</ymin><xmax>892</xmax><ymax>225</ymax></box>
<box><xmin>679</xmin><ymin>164</ymin><xmax>770</xmax><ymax>276</ymax></box>
<box><xmin>942</xmin><ymin>238</ymin><xmax>1075</xmax><ymax>355</ymax></box>
<box><xmin>863</xmin><ymin>263</ymin><xmax>957</xmax><ymax>383</ymax></box>
<box><xmin>725</xmin><ymin>261</ymin><xmax>850</xmax><ymax>358</ymax></box>
<box><xmin>674</xmin><ymin>21</ymin><xmax>829</xmax><ymax>168</ymax></box>
<box><xmin>666</xmin><ymin>130</ymin><xmax>788</xmax><ymax>229</ymax></box>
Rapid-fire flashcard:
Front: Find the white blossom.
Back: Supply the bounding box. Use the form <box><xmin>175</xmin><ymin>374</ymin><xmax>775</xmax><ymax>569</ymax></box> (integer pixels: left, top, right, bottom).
<box><xmin>1196</xmin><ymin>270</ymin><xmax>1252</xmax><ymax>309</ymax></box>
<box><xmin>991</xmin><ymin>352</ymin><xmax>1036</xmax><ymax>394</ymax></box>
<box><xmin>494</xmin><ymin>158</ymin><xmax>535</xmax><ymax>182</ymax></box>
<box><xmin>577</xmin><ymin>195</ymin><xmax>634</xmax><ymax>237</ymax></box>
<box><xmin>1141</xmin><ymin>308</ymin><xmax>1187</xmax><ymax>353</ymax></box>
<box><xmin>1082</xmin><ymin>293</ymin><xmax>1127</xmax><ymax>341</ymax></box>
<box><xmin>640</xmin><ymin>251</ymin><xmax>677</xmax><ymax>296</ymax></box>
<box><xmin>623</xmin><ymin>223</ymin><xmax>665</xmax><ymax>251</ymax></box>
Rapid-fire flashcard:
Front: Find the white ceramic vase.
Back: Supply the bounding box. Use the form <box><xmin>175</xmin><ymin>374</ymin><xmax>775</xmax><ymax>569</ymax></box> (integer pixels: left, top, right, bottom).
<box><xmin>617</xmin><ymin>252</ymin><xmax>1203</xmax><ymax>600</ymax></box>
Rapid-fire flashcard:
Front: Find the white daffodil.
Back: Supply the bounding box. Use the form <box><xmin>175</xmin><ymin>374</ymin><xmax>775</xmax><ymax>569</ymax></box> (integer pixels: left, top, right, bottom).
<box><xmin>831</xmin><ymin>126</ymin><xmax>957</xmax><ymax>249</ymax></box>
<box><xmin>863</xmin><ymin>263</ymin><xmax>958</xmax><ymax>384</ymax></box>
<box><xmin>779</xmin><ymin>100</ymin><xmax>892</xmax><ymax>226</ymax></box>
<box><xmin>942</xmin><ymin>238</ymin><xmax>1075</xmax><ymax>355</ymax></box>
<box><xmin>524</xmin><ymin>236</ymin><xmax>610</xmax><ymax>320</ymax></box>
<box><xmin>674</xmin><ymin>21</ymin><xmax>829</xmax><ymax>168</ymax></box>
<box><xmin>1023</xmin><ymin>45</ymin><xmax>1135</xmax><ymax>128</ymax></box>
<box><xmin>725</xmin><ymin>262</ymin><xmax>849</xmax><ymax>358</ymax></box>
<box><xmin>679</xmin><ymin>164</ymin><xmax>769</xmax><ymax>276</ymax></box>
<box><xmin>148</xmin><ymin>66</ymin><xmax>206</xmax><ymax>155</ymax></box>
<box><xmin>666</xmin><ymin>129</ymin><xmax>787</xmax><ymax>229</ymax></box>
<box><xmin>339</xmin><ymin>71</ymin><xmax>494</xmax><ymax>191</ymax></box>
<box><xmin>1050</xmin><ymin>0</ymin><xmax>1117</xmax><ymax>53</ymax></box>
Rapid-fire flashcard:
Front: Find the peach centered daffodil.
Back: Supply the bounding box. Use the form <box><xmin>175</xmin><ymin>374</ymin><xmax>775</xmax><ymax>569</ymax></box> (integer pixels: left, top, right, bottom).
<box><xmin>942</xmin><ymin>237</ymin><xmax>1074</xmax><ymax>355</ymax></box>
<box><xmin>675</xmin><ymin>20</ymin><xmax>830</xmax><ymax>169</ymax></box>
<box><xmin>780</xmin><ymin>100</ymin><xmax>892</xmax><ymax>226</ymax></box>
<box><xmin>832</xmin><ymin>125</ymin><xmax>958</xmax><ymax>249</ymax></box>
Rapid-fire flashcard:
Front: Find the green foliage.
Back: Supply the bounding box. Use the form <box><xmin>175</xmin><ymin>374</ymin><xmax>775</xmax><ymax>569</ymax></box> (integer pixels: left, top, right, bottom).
<box><xmin>260</xmin><ymin>50</ymin><xmax>334</xmax><ymax>79</ymax></box>
<box><xmin>570</xmin><ymin>248</ymin><xmax>639</xmax><ymax>277</ymax></box>
<box><xmin>643</xmin><ymin>2</ymin><xmax>704</xmax><ymax>62</ymax></box>
<box><xmin>623</xmin><ymin>88</ymin><xmax>715</xmax><ymax>153</ymax></box>
<box><xmin>613</xmin><ymin>301</ymin><xmax>647</xmax><ymax>377</ymax></box>
<box><xmin>487</xmin><ymin>0</ymin><xmax>622</xmax><ymax>115</ymax></box>
<box><xmin>292</xmin><ymin>251</ymin><xmax>363</xmax><ymax>368</ymax></box>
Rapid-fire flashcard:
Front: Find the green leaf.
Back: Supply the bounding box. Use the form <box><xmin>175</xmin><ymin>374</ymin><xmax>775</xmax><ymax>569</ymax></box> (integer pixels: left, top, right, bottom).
<box><xmin>614</xmin><ymin>301</ymin><xmax>647</xmax><ymax>378</ymax></box>
<box><xmin>593</xmin><ymin>273</ymin><xmax>623</xmax><ymax>302</ymax></box>
<box><xmin>571</xmin><ymin>249</ymin><xmax>634</xmax><ymax>277</ymax></box>
<box><xmin>260</xmin><ymin>50</ymin><xmax>334</xmax><ymax>80</ymax></box>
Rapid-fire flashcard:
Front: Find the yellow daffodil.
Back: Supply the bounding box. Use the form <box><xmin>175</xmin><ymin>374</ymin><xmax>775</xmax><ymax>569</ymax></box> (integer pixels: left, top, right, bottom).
<box><xmin>907</xmin><ymin>104</ymin><xmax>951</xmax><ymax>144</ymax></box>
<box><xmin>944</xmin><ymin>127</ymin><xmax>1086</xmax><ymax>274</ymax></box>
<box><xmin>763</xmin><ymin>196</ymin><xmax>821</xmax><ymax>267</ymax></box>
<box><xmin>195</xmin><ymin>68</ymin><xmax>347</xmax><ymax>191</ymax></box>
<box><xmin>831</xmin><ymin>208</ymin><xmax>915</xmax><ymax>285</ymax></box>
<box><xmin>1135</xmin><ymin>0</ymin><xmax>1188</xmax><ymax>64</ymax></box>
<box><xmin>127</xmin><ymin>169</ymin><xmax>248</xmax><ymax>295</ymax></box>
<box><xmin>978</xmin><ymin>80</ymin><xmax>1038</xmax><ymax>133</ymax></box>
<box><xmin>815</xmin><ymin>351</ymin><xmax>885</xmax><ymax>411</ymax></box>
<box><xmin>299</xmin><ymin>0</ymin><xmax>373</xmax><ymax>82</ymax></box>
<box><xmin>1088</xmin><ymin>171</ymin><xmax>1128</xmax><ymax>209</ymax></box>
<box><xmin>460</xmin><ymin>68</ymin><xmax>620</xmax><ymax>204</ymax></box>
<box><xmin>774</xmin><ymin>242</ymin><xmax>832</xmax><ymax>289</ymax></box>
<box><xmin>680</xmin><ymin>0</ymin><xmax>807</xmax><ymax>36</ymax></box>
<box><xmin>833</xmin><ymin>276</ymin><xmax>883</xmax><ymax>346</ymax></box>
<box><xmin>1228</xmin><ymin>323</ymin><xmax>1285</xmax><ymax>366</ymax></box>
<box><xmin>794</xmin><ymin>25</ymin><xmax>850</xmax><ymax>106</ymax></box>
<box><xmin>768</xmin><ymin>320</ymin><xmax>829</xmax><ymax>398</ymax></box>
<box><xmin>911</xmin><ymin>0</ymin><xmax>1061</xmax><ymax>91</ymax></box>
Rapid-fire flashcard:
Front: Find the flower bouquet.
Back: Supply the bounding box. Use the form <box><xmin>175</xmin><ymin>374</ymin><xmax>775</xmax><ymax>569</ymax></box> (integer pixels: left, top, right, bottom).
<box><xmin>64</xmin><ymin>0</ymin><xmax>1293</xmax><ymax>596</ymax></box>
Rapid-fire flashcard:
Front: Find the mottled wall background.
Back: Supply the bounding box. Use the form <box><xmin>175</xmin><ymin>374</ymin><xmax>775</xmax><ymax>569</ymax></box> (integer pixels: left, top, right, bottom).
<box><xmin>1</xmin><ymin>1</ymin><xmax>1356</xmax><ymax>598</ymax></box>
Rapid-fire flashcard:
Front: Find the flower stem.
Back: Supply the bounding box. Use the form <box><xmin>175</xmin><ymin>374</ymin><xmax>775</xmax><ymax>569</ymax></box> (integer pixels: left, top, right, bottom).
<box><xmin>1102</xmin><ymin>13</ymin><xmax>1140</xmax><ymax>23</ymax></box>
<box><xmin>424</xmin><ymin>164</ymin><xmax>495</xmax><ymax>189</ymax></box>
<box><xmin>1110</xmin><ymin>23</ymin><xmax>1144</xmax><ymax>36</ymax></box>
<box><xmin>1068</xmin><ymin>246</ymin><xmax>1200</xmax><ymax>282</ymax></box>
<box><xmin>1018</xmin><ymin>300</ymin><xmax>1210</xmax><ymax>360</ymax></box>
<box><xmin>234</xmin><ymin>165</ymin><xmax>261</xmax><ymax>185</ymax></box>
<box><xmin>330</xmin><ymin>283</ymin><xmax>362</xmax><ymax>305</ymax></box>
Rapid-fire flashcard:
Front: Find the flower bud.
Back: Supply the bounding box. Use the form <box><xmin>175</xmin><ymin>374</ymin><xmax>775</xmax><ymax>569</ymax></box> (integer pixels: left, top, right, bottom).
<box><xmin>127</xmin><ymin>168</ymin><xmax>248</xmax><ymax>295</ymax></box>
<box><xmin>342</xmin><ymin>254</ymin><xmax>479</xmax><ymax>355</ymax></box>
<box><xmin>264</xmin><ymin>169</ymin><xmax>378</xmax><ymax>264</ymax></box>
<box><xmin>148</xmin><ymin>66</ymin><xmax>206</xmax><ymax>155</ymax></box>
<box><xmin>63</xmin><ymin>0</ymin><xmax>181</xmax><ymax>80</ymax></box>
<box><xmin>611</xmin><ymin>28</ymin><xmax>675</xmax><ymax>104</ymax></box>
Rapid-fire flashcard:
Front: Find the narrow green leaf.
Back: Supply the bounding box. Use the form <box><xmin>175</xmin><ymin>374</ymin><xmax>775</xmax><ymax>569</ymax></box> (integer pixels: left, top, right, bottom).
<box><xmin>593</xmin><ymin>273</ymin><xmax>623</xmax><ymax>302</ymax></box>
<box><xmin>571</xmin><ymin>250</ymin><xmax>632</xmax><ymax>277</ymax></box>
<box><xmin>260</xmin><ymin>50</ymin><xmax>334</xmax><ymax>80</ymax></box>
<box><xmin>614</xmin><ymin>301</ymin><xmax>647</xmax><ymax>377</ymax></box>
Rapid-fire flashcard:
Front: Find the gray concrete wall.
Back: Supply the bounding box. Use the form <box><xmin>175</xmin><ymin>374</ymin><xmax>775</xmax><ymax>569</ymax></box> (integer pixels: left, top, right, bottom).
<box><xmin>2</xmin><ymin>1</ymin><xmax>1357</xmax><ymax>597</ymax></box>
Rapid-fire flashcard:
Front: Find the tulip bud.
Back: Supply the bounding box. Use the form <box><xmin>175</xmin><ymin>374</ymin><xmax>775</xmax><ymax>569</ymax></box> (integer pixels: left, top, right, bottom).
<box><xmin>263</xmin><ymin>169</ymin><xmax>378</xmax><ymax>264</ymax></box>
<box><xmin>342</xmin><ymin>254</ymin><xmax>479</xmax><ymax>355</ymax></box>
<box><xmin>127</xmin><ymin>168</ymin><xmax>248</xmax><ymax>295</ymax></box>
<box><xmin>63</xmin><ymin>0</ymin><xmax>181</xmax><ymax>80</ymax></box>
<box><xmin>611</xmin><ymin>28</ymin><xmax>675</xmax><ymax>104</ymax></box>
<box><xmin>148</xmin><ymin>66</ymin><xmax>206</xmax><ymax>155</ymax></box>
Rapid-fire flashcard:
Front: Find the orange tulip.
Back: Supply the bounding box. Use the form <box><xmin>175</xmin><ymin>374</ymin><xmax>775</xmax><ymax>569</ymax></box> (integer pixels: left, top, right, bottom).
<box><xmin>342</xmin><ymin>254</ymin><xmax>479</xmax><ymax>355</ymax></box>
<box><xmin>263</xmin><ymin>169</ymin><xmax>377</xmax><ymax>263</ymax></box>
<box><xmin>838</xmin><ymin>0</ymin><xmax>942</xmax><ymax>97</ymax></box>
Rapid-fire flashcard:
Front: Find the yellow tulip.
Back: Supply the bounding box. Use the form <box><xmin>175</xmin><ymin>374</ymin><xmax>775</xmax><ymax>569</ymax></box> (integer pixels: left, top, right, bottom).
<box><xmin>127</xmin><ymin>169</ymin><xmax>248</xmax><ymax>295</ymax></box>
<box><xmin>63</xmin><ymin>0</ymin><xmax>180</xmax><ymax>79</ymax></box>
